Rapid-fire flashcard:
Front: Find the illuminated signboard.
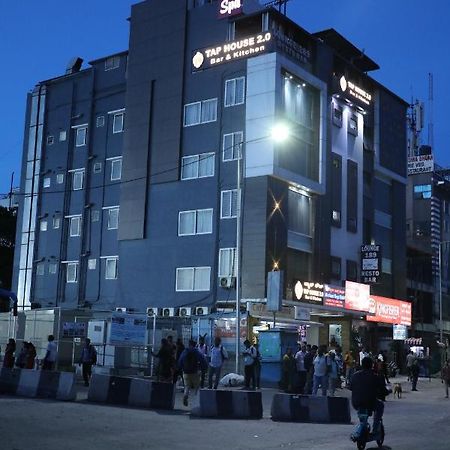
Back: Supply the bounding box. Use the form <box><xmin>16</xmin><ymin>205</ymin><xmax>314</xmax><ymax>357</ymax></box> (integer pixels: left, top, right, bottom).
<box><xmin>361</xmin><ymin>244</ymin><xmax>381</xmax><ymax>284</ymax></box>
<box><xmin>366</xmin><ymin>296</ymin><xmax>412</xmax><ymax>326</ymax></box>
<box><xmin>339</xmin><ymin>75</ymin><xmax>372</xmax><ymax>107</ymax></box>
<box><xmin>407</xmin><ymin>154</ymin><xmax>434</xmax><ymax>175</ymax></box>
<box><xmin>323</xmin><ymin>285</ymin><xmax>345</xmax><ymax>308</ymax></box>
<box><xmin>344</xmin><ymin>280</ymin><xmax>370</xmax><ymax>312</ymax></box>
<box><xmin>393</xmin><ymin>324</ymin><xmax>408</xmax><ymax>340</ymax></box>
<box><xmin>192</xmin><ymin>32</ymin><xmax>272</xmax><ymax>71</ymax></box>
<box><xmin>294</xmin><ymin>281</ymin><xmax>324</xmax><ymax>305</ymax></box>
<box><xmin>218</xmin><ymin>0</ymin><xmax>243</xmax><ymax>18</ymax></box>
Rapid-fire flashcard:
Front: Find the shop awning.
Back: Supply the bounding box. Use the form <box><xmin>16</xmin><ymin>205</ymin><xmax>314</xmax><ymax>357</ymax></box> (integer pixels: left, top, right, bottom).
<box><xmin>405</xmin><ymin>337</ymin><xmax>423</xmax><ymax>346</ymax></box>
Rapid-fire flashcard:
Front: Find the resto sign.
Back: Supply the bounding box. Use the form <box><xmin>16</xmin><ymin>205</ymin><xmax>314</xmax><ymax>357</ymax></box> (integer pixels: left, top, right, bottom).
<box><xmin>366</xmin><ymin>296</ymin><xmax>412</xmax><ymax>326</ymax></box>
<box><xmin>218</xmin><ymin>0</ymin><xmax>243</xmax><ymax>18</ymax></box>
<box><xmin>294</xmin><ymin>281</ymin><xmax>324</xmax><ymax>305</ymax></box>
<box><xmin>345</xmin><ymin>281</ymin><xmax>370</xmax><ymax>312</ymax></box>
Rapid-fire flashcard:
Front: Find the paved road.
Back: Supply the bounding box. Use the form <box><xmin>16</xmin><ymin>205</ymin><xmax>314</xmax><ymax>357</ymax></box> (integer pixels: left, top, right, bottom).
<box><xmin>1</xmin><ymin>377</ymin><xmax>448</xmax><ymax>450</ymax></box>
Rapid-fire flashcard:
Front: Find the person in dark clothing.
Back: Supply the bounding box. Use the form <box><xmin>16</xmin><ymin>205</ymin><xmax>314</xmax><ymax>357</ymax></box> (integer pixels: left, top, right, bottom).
<box><xmin>281</xmin><ymin>348</ymin><xmax>296</xmax><ymax>393</ymax></box>
<box><xmin>411</xmin><ymin>360</ymin><xmax>420</xmax><ymax>391</ymax></box>
<box><xmin>304</xmin><ymin>345</ymin><xmax>317</xmax><ymax>394</ymax></box>
<box><xmin>3</xmin><ymin>338</ymin><xmax>16</xmax><ymax>369</ymax></box>
<box><xmin>152</xmin><ymin>338</ymin><xmax>175</xmax><ymax>382</ymax></box>
<box><xmin>26</xmin><ymin>341</ymin><xmax>37</xmax><ymax>369</ymax></box>
<box><xmin>242</xmin><ymin>340</ymin><xmax>257</xmax><ymax>390</ymax></box>
<box><xmin>79</xmin><ymin>338</ymin><xmax>97</xmax><ymax>386</ymax></box>
<box><xmin>350</xmin><ymin>356</ymin><xmax>388</xmax><ymax>434</ymax></box>
<box><xmin>15</xmin><ymin>342</ymin><xmax>28</xmax><ymax>368</ymax></box>
<box><xmin>253</xmin><ymin>342</ymin><xmax>262</xmax><ymax>389</ymax></box>
<box><xmin>173</xmin><ymin>338</ymin><xmax>185</xmax><ymax>385</ymax></box>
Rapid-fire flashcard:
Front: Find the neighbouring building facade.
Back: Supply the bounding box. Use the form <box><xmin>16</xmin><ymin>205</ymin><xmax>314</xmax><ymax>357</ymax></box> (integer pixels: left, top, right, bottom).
<box><xmin>13</xmin><ymin>0</ymin><xmax>409</xmax><ymax>353</ymax></box>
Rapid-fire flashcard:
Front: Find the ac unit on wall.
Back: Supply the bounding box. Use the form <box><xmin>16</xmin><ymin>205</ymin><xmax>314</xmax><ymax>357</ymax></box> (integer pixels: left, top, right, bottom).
<box><xmin>146</xmin><ymin>307</ymin><xmax>161</xmax><ymax>317</ymax></box>
<box><xmin>162</xmin><ymin>307</ymin><xmax>176</xmax><ymax>317</ymax></box>
<box><xmin>178</xmin><ymin>307</ymin><xmax>192</xmax><ymax>317</ymax></box>
<box><xmin>220</xmin><ymin>276</ymin><xmax>236</xmax><ymax>289</ymax></box>
<box><xmin>115</xmin><ymin>307</ymin><xmax>134</xmax><ymax>313</ymax></box>
<box><xmin>195</xmin><ymin>306</ymin><xmax>209</xmax><ymax>316</ymax></box>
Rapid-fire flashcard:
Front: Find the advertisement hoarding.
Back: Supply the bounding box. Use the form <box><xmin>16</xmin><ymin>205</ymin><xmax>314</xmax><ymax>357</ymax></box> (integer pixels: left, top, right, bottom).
<box><xmin>293</xmin><ymin>281</ymin><xmax>324</xmax><ymax>306</ymax></box>
<box><xmin>344</xmin><ymin>281</ymin><xmax>370</xmax><ymax>312</ymax></box>
<box><xmin>393</xmin><ymin>324</ymin><xmax>408</xmax><ymax>340</ymax></box>
<box><xmin>366</xmin><ymin>296</ymin><xmax>412</xmax><ymax>326</ymax></box>
<box><xmin>109</xmin><ymin>313</ymin><xmax>148</xmax><ymax>346</ymax></box>
<box><xmin>323</xmin><ymin>285</ymin><xmax>345</xmax><ymax>308</ymax></box>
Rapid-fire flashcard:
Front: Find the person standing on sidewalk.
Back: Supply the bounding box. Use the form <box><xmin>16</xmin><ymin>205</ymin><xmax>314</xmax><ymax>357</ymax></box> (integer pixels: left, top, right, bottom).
<box><xmin>178</xmin><ymin>339</ymin><xmax>207</xmax><ymax>406</ymax></box>
<box><xmin>208</xmin><ymin>337</ymin><xmax>228</xmax><ymax>389</ymax></box>
<box><xmin>441</xmin><ymin>360</ymin><xmax>450</xmax><ymax>398</ymax></box>
<box><xmin>42</xmin><ymin>335</ymin><xmax>57</xmax><ymax>371</ymax></box>
<box><xmin>281</xmin><ymin>348</ymin><xmax>296</xmax><ymax>393</ymax></box>
<box><xmin>79</xmin><ymin>338</ymin><xmax>97</xmax><ymax>386</ymax></box>
<box><xmin>312</xmin><ymin>346</ymin><xmax>328</xmax><ymax>396</ymax></box>
<box><xmin>3</xmin><ymin>338</ymin><xmax>16</xmax><ymax>369</ymax></box>
<box><xmin>327</xmin><ymin>351</ymin><xmax>340</xmax><ymax>396</ymax></box>
<box><xmin>295</xmin><ymin>344</ymin><xmax>307</xmax><ymax>393</ymax></box>
<box><xmin>406</xmin><ymin>350</ymin><xmax>416</xmax><ymax>381</ymax></box>
<box><xmin>197</xmin><ymin>335</ymin><xmax>208</xmax><ymax>388</ymax></box>
<box><xmin>253</xmin><ymin>342</ymin><xmax>262</xmax><ymax>389</ymax></box>
<box><xmin>243</xmin><ymin>340</ymin><xmax>257</xmax><ymax>390</ymax></box>
<box><xmin>410</xmin><ymin>359</ymin><xmax>420</xmax><ymax>391</ymax></box>
<box><xmin>25</xmin><ymin>341</ymin><xmax>37</xmax><ymax>370</ymax></box>
<box><xmin>304</xmin><ymin>345</ymin><xmax>317</xmax><ymax>394</ymax></box>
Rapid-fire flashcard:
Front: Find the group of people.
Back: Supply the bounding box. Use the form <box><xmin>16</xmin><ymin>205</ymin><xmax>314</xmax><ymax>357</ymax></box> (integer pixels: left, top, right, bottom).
<box><xmin>151</xmin><ymin>335</ymin><xmax>229</xmax><ymax>406</ymax></box>
<box><xmin>2</xmin><ymin>338</ymin><xmax>37</xmax><ymax>370</ymax></box>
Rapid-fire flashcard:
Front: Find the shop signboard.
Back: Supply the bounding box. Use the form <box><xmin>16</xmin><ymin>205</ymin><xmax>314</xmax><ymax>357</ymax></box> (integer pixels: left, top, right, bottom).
<box><xmin>109</xmin><ymin>312</ymin><xmax>148</xmax><ymax>346</ymax></box>
<box><xmin>361</xmin><ymin>244</ymin><xmax>381</xmax><ymax>284</ymax></box>
<box><xmin>407</xmin><ymin>154</ymin><xmax>434</xmax><ymax>175</ymax></box>
<box><xmin>344</xmin><ymin>281</ymin><xmax>370</xmax><ymax>312</ymax></box>
<box><xmin>336</xmin><ymin>75</ymin><xmax>372</xmax><ymax>108</ymax></box>
<box><xmin>393</xmin><ymin>324</ymin><xmax>408</xmax><ymax>340</ymax></box>
<box><xmin>62</xmin><ymin>321</ymin><xmax>86</xmax><ymax>338</ymax></box>
<box><xmin>293</xmin><ymin>280</ymin><xmax>324</xmax><ymax>306</ymax></box>
<box><xmin>294</xmin><ymin>306</ymin><xmax>311</xmax><ymax>321</ymax></box>
<box><xmin>323</xmin><ymin>285</ymin><xmax>345</xmax><ymax>308</ymax></box>
<box><xmin>366</xmin><ymin>295</ymin><xmax>412</xmax><ymax>326</ymax></box>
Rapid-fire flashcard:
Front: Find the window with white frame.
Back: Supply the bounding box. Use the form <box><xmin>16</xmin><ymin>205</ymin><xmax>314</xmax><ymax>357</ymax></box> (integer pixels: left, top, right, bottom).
<box><xmin>223</xmin><ymin>131</ymin><xmax>243</xmax><ymax>161</ymax></box>
<box><xmin>218</xmin><ymin>248</ymin><xmax>237</xmax><ymax>277</ymax></box>
<box><xmin>69</xmin><ymin>216</ymin><xmax>81</xmax><ymax>237</ymax></box>
<box><xmin>181</xmin><ymin>153</ymin><xmax>214</xmax><ymax>180</ymax></box>
<box><xmin>110</xmin><ymin>158</ymin><xmax>122</xmax><ymax>181</ymax></box>
<box><xmin>178</xmin><ymin>208</ymin><xmax>213</xmax><ymax>236</ymax></box>
<box><xmin>59</xmin><ymin>130</ymin><xmax>67</xmax><ymax>142</ymax></box>
<box><xmin>221</xmin><ymin>190</ymin><xmax>238</xmax><ymax>218</ymax></box>
<box><xmin>40</xmin><ymin>220</ymin><xmax>48</xmax><ymax>232</ymax></box>
<box><xmin>43</xmin><ymin>177</ymin><xmax>51</xmax><ymax>188</ymax></box>
<box><xmin>36</xmin><ymin>263</ymin><xmax>45</xmax><ymax>276</ymax></box>
<box><xmin>53</xmin><ymin>216</ymin><xmax>61</xmax><ymax>229</ymax></box>
<box><xmin>72</xmin><ymin>169</ymin><xmax>84</xmax><ymax>191</ymax></box>
<box><xmin>175</xmin><ymin>267</ymin><xmax>211</xmax><ymax>291</ymax></box>
<box><xmin>113</xmin><ymin>112</ymin><xmax>125</xmax><ymax>133</ymax></box>
<box><xmin>93</xmin><ymin>162</ymin><xmax>102</xmax><ymax>174</ymax></box>
<box><xmin>224</xmin><ymin>77</ymin><xmax>245</xmax><ymax>107</ymax></box>
<box><xmin>105</xmin><ymin>257</ymin><xmax>118</xmax><ymax>280</ymax></box>
<box><xmin>107</xmin><ymin>207</ymin><xmax>119</xmax><ymax>230</ymax></box>
<box><xmin>56</xmin><ymin>173</ymin><xmax>64</xmax><ymax>184</ymax></box>
<box><xmin>49</xmin><ymin>263</ymin><xmax>58</xmax><ymax>275</ymax></box>
<box><xmin>88</xmin><ymin>259</ymin><xmax>97</xmax><ymax>270</ymax></box>
<box><xmin>75</xmin><ymin>127</ymin><xmax>87</xmax><ymax>147</ymax></box>
<box><xmin>66</xmin><ymin>262</ymin><xmax>78</xmax><ymax>283</ymax></box>
<box><xmin>183</xmin><ymin>98</ymin><xmax>217</xmax><ymax>127</ymax></box>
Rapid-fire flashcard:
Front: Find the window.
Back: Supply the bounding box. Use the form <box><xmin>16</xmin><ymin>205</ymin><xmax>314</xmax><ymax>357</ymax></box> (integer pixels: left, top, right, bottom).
<box><xmin>221</xmin><ymin>190</ymin><xmax>238</xmax><ymax>218</ymax></box>
<box><xmin>218</xmin><ymin>248</ymin><xmax>237</xmax><ymax>277</ymax></box>
<box><xmin>53</xmin><ymin>216</ymin><xmax>61</xmax><ymax>229</ymax></box>
<box><xmin>56</xmin><ymin>173</ymin><xmax>64</xmax><ymax>184</ymax></box>
<box><xmin>47</xmin><ymin>136</ymin><xmax>54</xmax><ymax>146</ymax></box>
<box><xmin>181</xmin><ymin>153</ymin><xmax>214</xmax><ymax>180</ymax></box>
<box><xmin>346</xmin><ymin>260</ymin><xmax>358</xmax><ymax>281</ymax></box>
<box><xmin>288</xmin><ymin>189</ymin><xmax>311</xmax><ymax>236</ymax></box>
<box><xmin>110</xmin><ymin>158</ymin><xmax>122</xmax><ymax>181</ymax></box>
<box><xmin>176</xmin><ymin>267</ymin><xmax>211</xmax><ymax>291</ymax></box>
<box><xmin>91</xmin><ymin>210</ymin><xmax>100</xmax><ymax>222</ymax></box>
<box><xmin>107</xmin><ymin>207</ymin><xmax>119</xmax><ymax>230</ymax></box>
<box><xmin>88</xmin><ymin>259</ymin><xmax>97</xmax><ymax>270</ymax></box>
<box><xmin>105</xmin><ymin>257</ymin><xmax>118</xmax><ymax>280</ymax></box>
<box><xmin>178</xmin><ymin>209</ymin><xmax>213</xmax><ymax>236</ymax></box>
<box><xmin>348</xmin><ymin>114</ymin><xmax>358</xmax><ymax>135</ymax></box>
<box><xmin>49</xmin><ymin>263</ymin><xmax>58</xmax><ymax>275</ymax></box>
<box><xmin>36</xmin><ymin>263</ymin><xmax>45</xmax><ymax>276</ymax></box>
<box><xmin>414</xmin><ymin>184</ymin><xmax>432</xmax><ymax>199</ymax></box>
<box><xmin>113</xmin><ymin>112</ymin><xmax>124</xmax><ymax>133</ymax></box>
<box><xmin>59</xmin><ymin>131</ymin><xmax>67</xmax><ymax>142</ymax></box>
<box><xmin>76</xmin><ymin>127</ymin><xmax>87</xmax><ymax>147</ymax></box>
<box><xmin>333</xmin><ymin>104</ymin><xmax>343</xmax><ymax>127</ymax></box>
<box><xmin>40</xmin><ymin>220</ymin><xmax>48</xmax><ymax>232</ymax></box>
<box><xmin>66</xmin><ymin>262</ymin><xmax>78</xmax><ymax>283</ymax></box>
<box><xmin>72</xmin><ymin>169</ymin><xmax>84</xmax><ymax>191</ymax></box>
<box><xmin>69</xmin><ymin>216</ymin><xmax>81</xmax><ymax>237</ymax></box>
<box><xmin>223</xmin><ymin>131</ymin><xmax>243</xmax><ymax>161</ymax></box>
<box><xmin>93</xmin><ymin>162</ymin><xmax>102</xmax><ymax>173</ymax></box>
<box><xmin>96</xmin><ymin>116</ymin><xmax>105</xmax><ymax>127</ymax></box>
<box><xmin>43</xmin><ymin>177</ymin><xmax>51</xmax><ymax>188</ymax></box>
<box><xmin>330</xmin><ymin>257</ymin><xmax>341</xmax><ymax>279</ymax></box>
<box><xmin>183</xmin><ymin>98</ymin><xmax>217</xmax><ymax>126</ymax></box>
<box><xmin>224</xmin><ymin>77</ymin><xmax>245</xmax><ymax>107</ymax></box>
<box><xmin>105</xmin><ymin>56</ymin><xmax>120</xmax><ymax>71</ymax></box>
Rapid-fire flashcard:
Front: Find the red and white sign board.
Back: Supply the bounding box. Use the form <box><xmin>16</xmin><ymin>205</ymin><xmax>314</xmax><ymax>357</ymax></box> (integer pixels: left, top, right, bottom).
<box><xmin>366</xmin><ymin>295</ymin><xmax>412</xmax><ymax>326</ymax></box>
<box><xmin>344</xmin><ymin>281</ymin><xmax>370</xmax><ymax>312</ymax></box>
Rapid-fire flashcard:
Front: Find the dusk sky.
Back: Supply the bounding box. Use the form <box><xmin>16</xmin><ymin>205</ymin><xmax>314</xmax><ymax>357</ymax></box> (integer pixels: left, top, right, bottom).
<box><xmin>1</xmin><ymin>0</ymin><xmax>449</xmax><ymax>195</ymax></box>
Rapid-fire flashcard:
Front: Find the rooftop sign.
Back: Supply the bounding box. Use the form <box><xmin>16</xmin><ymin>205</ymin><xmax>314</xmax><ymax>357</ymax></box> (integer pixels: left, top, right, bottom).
<box><xmin>218</xmin><ymin>0</ymin><xmax>243</xmax><ymax>18</ymax></box>
<box><xmin>192</xmin><ymin>32</ymin><xmax>272</xmax><ymax>71</ymax></box>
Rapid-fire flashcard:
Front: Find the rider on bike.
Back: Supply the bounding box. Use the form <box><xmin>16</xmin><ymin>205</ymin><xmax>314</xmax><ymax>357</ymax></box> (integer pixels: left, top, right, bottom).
<box><xmin>349</xmin><ymin>356</ymin><xmax>387</xmax><ymax>435</ymax></box>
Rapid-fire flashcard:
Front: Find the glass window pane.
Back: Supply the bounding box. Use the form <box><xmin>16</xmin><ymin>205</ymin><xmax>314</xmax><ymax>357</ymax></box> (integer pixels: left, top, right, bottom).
<box><xmin>221</xmin><ymin>191</ymin><xmax>231</xmax><ymax>218</ymax></box>
<box><xmin>179</xmin><ymin>211</ymin><xmax>196</xmax><ymax>235</ymax></box>
<box><xmin>70</xmin><ymin>217</ymin><xmax>81</xmax><ymax>236</ymax></box>
<box><xmin>184</xmin><ymin>103</ymin><xmax>201</xmax><ymax>126</ymax></box>
<box><xmin>76</xmin><ymin>127</ymin><xmax>87</xmax><ymax>146</ymax></box>
<box><xmin>111</xmin><ymin>159</ymin><xmax>122</xmax><ymax>181</ymax></box>
<box><xmin>113</xmin><ymin>113</ymin><xmax>124</xmax><ymax>133</ymax></box>
<box><xmin>198</xmin><ymin>153</ymin><xmax>214</xmax><ymax>177</ymax></box>
<box><xmin>234</xmin><ymin>132</ymin><xmax>243</xmax><ymax>159</ymax></box>
<box><xmin>223</xmin><ymin>133</ymin><xmax>234</xmax><ymax>161</ymax></box>
<box><xmin>53</xmin><ymin>217</ymin><xmax>60</xmax><ymax>229</ymax></box>
<box><xmin>201</xmin><ymin>99</ymin><xmax>217</xmax><ymax>123</ymax></box>
<box><xmin>105</xmin><ymin>259</ymin><xmax>118</xmax><ymax>279</ymax></box>
<box><xmin>176</xmin><ymin>268</ymin><xmax>194</xmax><ymax>291</ymax></box>
<box><xmin>225</xmin><ymin>79</ymin><xmax>235</xmax><ymax>107</ymax></box>
<box><xmin>67</xmin><ymin>263</ymin><xmax>78</xmax><ymax>282</ymax></box>
<box><xmin>40</xmin><ymin>220</ymin><xmax>47</xmax><ymax>231</ymax></box>
<box><xmin>181</xmin><ymin>155</ymin><xmax>199</xmax><ymax>179</ymax></box>
<box><xmin>197</xmin><ymin>209</ymin><xmax>212</xmax><ymax>234</ymax></box>
<box><xmin>73</xmin><ymin>170</ymin><xmax>84</xmax><ymax>190</ymax></box>
<box><xmin>108</xmin><ymin>208</ymin><xmax>119</xmax><ymax>230</ymax></box>
<box><xmin>194</xmin><ymin>267</ymin><xmax>210</xmax><ymax>291</ymax></box>
<box><xmin>235</xmin><ymin>78</ymin><xmax>245</xmax><ymax>104</ymax></box>
<box><xmin>230</xmin><ymin>190</ymin><xmax>238</xmax><ymax>217</ymax></box>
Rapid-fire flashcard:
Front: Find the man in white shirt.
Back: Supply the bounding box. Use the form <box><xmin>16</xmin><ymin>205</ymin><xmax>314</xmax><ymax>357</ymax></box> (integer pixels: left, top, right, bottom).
<box><xmin>42</xmin><ymin>335</ymin><xmax>57</xmax><ymax>371</ymax></box>
<box><xmin>295</xmin><ymin>344</ymin><xmax>307</xmax><ymax>393</ymax></box>
<box><xmin>208</xmin><ymin>337</ymin><xmax>228</xmax><ymax>389</ymax></box>
<box><xmin>312</xmin><ymin>346</ymin><xmax>329</xmax><ymax>396</ymax></box>
<box><xmin>359</xmin><ymin>348</ymin><xmax>369</xmax><ymax>367</ymax></box>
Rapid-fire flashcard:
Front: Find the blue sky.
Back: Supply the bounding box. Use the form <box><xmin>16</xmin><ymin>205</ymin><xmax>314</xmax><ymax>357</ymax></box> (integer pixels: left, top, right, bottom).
<box><xmin>1</xmin><ymin>0</ymin><xmax>449</xmax><ymax>195</ymax></box>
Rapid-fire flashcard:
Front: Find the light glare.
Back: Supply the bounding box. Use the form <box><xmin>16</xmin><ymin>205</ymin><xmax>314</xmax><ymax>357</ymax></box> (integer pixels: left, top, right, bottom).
<box><xmin>271</xmin><ymin>123</ymin><xmax>290</xmax><ymax>142</ymax></box>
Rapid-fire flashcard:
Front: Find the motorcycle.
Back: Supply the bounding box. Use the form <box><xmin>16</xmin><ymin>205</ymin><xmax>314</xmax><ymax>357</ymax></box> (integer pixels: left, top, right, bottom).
<box><xmin>351</xmin><ymin>409</ymin><xmax>385</xmax><ymax>450</ymax></box>
<box><xmin>387</xmin><ymin>361</ymin><xmax>398</xmax><ymax>378</ymax></box>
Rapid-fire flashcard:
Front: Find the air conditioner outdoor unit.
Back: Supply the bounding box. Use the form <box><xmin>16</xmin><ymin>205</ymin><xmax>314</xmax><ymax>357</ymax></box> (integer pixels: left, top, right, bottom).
<box><xmin>146</xmin><ymin>307</ymin><xmax>161</xmax><ymax>317</ymax></box>
<box><xmin>115</xmin><ymin>307</ymin><xmax>134</xmax><ymax>313</ymax></box>
<box><xmin>220</xmin><ymin>276</ymin><xmax>236</xmax><ymax>289</ymax></box>
<box><xmin>178</xmin><ymin>307</ymin><xmax>192</xmax><ymax>317</ymax></box>
<box><xmin>195</xmin><ymin>306</ymin><xmax>209</xmax><ymax>316</ymax></box>
<box><xmin>162</xmin><ymin>307</ymin><xmax>176</xmax><ymax>317</ymax></box>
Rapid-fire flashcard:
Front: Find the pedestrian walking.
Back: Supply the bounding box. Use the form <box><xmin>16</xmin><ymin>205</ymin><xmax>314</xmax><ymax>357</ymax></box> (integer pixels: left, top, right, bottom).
<box><xmin>79</xmin><ymin>338</ymin><xmax>97</xmax><ymax>386</ymax></box>
<box><xmin>327</xmin><ymin>352</ymin><xmax>340</xmax><ymax>396</ymax></box>
<box><xmin>312</xmin><ymin>346</ymin><xmax>328</xmax><ymax>396</ymax></box>
<box><xmin>294</xmin><ymin>344</ymin><xmax>307</xmax><ymax>393</ymax></box>
<box><xmin>208</xmin><ymin>337</ymin><xmax>228</xmax><ymax>389</ymax></box>
<box><xmin>406</xmin><ymin>350</ymin><xmax>416</xmax><ymax>381</ymax></box>
<box><xmin>3</xmin><ymin>338</ymin><xmax>16</xmax><ymax>369</ymax></box>
<box><xmin>242</xmin><ymin>340</ymin><xmax>257</xmax><ymax>390</ymax></box>
<box><xmin>15</xmin><ymin>342</ymin><xmax>28</xmax><ymax>368</ymax></box>
<box><xmin>304</xmin><ymin>345</ymin><xmax>317</xmax><ymax>394</ymax></box>
<box><xmin>25</xmin><ymin>341</ymin><xmax>37</xmax><ymax>369</ymax></box>
<box><xmin>253</xmin><ymin>342</ymin><xmax>262</xmax><ymax>389</ymax></box>
<box><xmin>441</xmin><ymin>360</ymin><xmax>450</xmax><ymax>398</ymax></box>
<box><xmin>152</xmin><ymin>338</ymin><xmax>175</xmax><ymax>382</ymax></box>
<box><xmin>178</xmin><ymin>339</ymin><xmax>207</xmax><ymax>406</ymax></box>
<box><xmin>173</xmin><ymin>338</ymin><xmax>185</xmax><ymax>385</ymax></box>
<box><xmin>411</xmin><ymin>359</ymin><xmax>420</xmax><ymax>391</ymax></box>
<box><xmin>197</xmin><ymin>334</ymin><xmax>208</xmax><ymax>388</ymax></box>
<box><xmin>42</xmin><ymin>335</ymin><xmax>57</xmax><ymax>371</ymax></box>
<box><xmin>281</xmin><ymin>348</ymin><xmax>296</xmax><ymax>393</ymax></box>
<box><xmin>344</xmin><ymin>350</ymin><xmax>356</xmax><ymax>386</ymax></box>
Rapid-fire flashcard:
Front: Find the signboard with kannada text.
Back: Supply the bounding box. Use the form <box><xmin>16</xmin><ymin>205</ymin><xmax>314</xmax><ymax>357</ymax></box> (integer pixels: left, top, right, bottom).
<box><xmin>366</xmin><ymin>296</ymin><xmax>412</xmax><ymax>326</ymax></box>
<box><xmin>293</xmin><ymin>280</ymin><xmax>324</xmax><ymax>306</ymax></box>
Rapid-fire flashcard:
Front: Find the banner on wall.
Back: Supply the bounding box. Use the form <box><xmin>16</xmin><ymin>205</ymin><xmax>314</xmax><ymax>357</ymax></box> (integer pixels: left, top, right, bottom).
<box><xmin>344</xmin><ymin>281</ymin><xmax>370</xmax><ymax>312</ymax></box>
<box><xmin>367</xmin><ymin>296</ymin><xmax>412</xmax><ymax>326</ymax></box>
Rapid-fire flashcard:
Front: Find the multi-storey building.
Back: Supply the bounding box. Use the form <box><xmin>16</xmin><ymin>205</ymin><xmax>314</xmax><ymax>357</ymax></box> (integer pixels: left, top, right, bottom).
<box><xmin>13</xmin><ymin>0</ymin><xmax>408</xmax><ymax>352</ymax></box>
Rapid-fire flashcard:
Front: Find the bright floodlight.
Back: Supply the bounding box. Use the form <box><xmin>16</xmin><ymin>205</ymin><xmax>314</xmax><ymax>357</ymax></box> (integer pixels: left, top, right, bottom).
<box><xmin>271</xmin><ymin>123</ymin><xmax>290</xmax><ymax>142</ymax></box>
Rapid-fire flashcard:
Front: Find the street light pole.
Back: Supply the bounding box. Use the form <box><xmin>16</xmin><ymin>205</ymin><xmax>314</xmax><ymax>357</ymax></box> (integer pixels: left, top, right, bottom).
<box><xmin>235</xmin><ymin>143</ymin><xmax>242</xmax><ymax>374</ymax></box>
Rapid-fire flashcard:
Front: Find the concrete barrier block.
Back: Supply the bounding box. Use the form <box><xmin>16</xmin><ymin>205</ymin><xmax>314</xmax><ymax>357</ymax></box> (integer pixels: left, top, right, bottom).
<box><xmin>108</xmin><ymin>376</ymin><xmax>132</xmax><ymax>405</ymax></box>
<box><xmin>291</xmin><ymin>395</ymin><xmax>310</xmax><ymax>422</ymax></box>
<box><xmin>129</xmin><ymin>378</ymin><xmax>152</xmax><ymax>408</ymax></box>
<box><xmin>0</xmin><ymin>368</ymin><xmax>21</xmax><ymax>395</ymax></box>
<box><xmin>232</xmin><ymin>390</ymin><xmax>249</xmax><ymax>418</ymax></box>
<box><xmin>88</xmin><ymin>374</ymin><xmax>110</xmax><ymax>403</ymax></box>
<box><xmin>327</xmin><ymin>397</ymin><xmax>351</xmax><ymax>424</ymax></box>
<box><xmin>37</xmin><ymin>370</ymin><xmax>60</xmax><ymax>398</ymax></box>
<box><xmin>307</xmin><ymin>395</ymin><xmax>330</xmax><ymax>423</ymax></box>
<box><xmin>17</xmin><ymin>369</ymin><xmax>39</xmax><ymax>397</ymax></box>
<box><xmin>271</xmin><ymin>393</ymin><xmax>293</xmax><ymax>421</ymax></box>
<box><xmin>149</xmin><ymin>381</ymin><xmax>175</xmax><ymax>410</ymax></box>
<box><xmin>199</xmin><ymin>389</ymin><xmax>219</xmax><ymax>417</ymax></box>
<box><xmin>56</xmin><ymin>372</ymin><xmax>77</xmax><ymax>401</ymax></box>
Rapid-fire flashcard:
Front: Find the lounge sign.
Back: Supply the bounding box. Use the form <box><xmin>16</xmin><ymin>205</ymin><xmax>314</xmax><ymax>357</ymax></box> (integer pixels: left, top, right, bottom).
<box><xmin>218</xmin><ymin>0</ymin><xmax>243</xmax><ymax>18</ymax></box>
<box><xmin>192</xmin><ymin>32</ymin><xmax>272</xmax><ymax>71</ymax></box>
<box><xmin>339</xmin><ymin>75</ymin><xmax>372</xmax><ymax>107</ymax></box>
